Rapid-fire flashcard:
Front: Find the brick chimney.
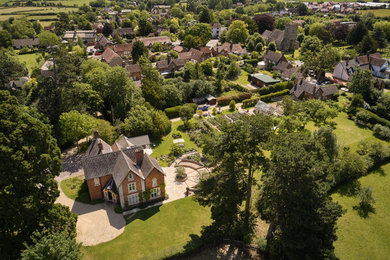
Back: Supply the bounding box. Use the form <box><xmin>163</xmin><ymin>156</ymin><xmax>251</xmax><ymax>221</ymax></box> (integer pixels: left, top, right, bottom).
<box><xmin>167</xmin><ymin>54</ymin><xmax>171</xmax><ymax>65</ymax></box>
<box><xmin>98</xmin><ymin>140</ymin><xmax>103</xmax><ymax>151</ymax></box>
<box><xmin>93</xmin><ymin>130</ymin><xmax>99</xmax><ymax>139</ymax></box>
<box><xmin>135</xmin><ymin>149</ymin><xmax>144</xmax><ymax>165</ymax></box>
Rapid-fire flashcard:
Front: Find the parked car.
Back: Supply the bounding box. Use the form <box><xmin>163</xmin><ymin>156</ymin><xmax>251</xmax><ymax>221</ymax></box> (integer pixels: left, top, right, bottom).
<box><xmin>198</xmin><ymin>105</ymin><xmax>209</xmax><ymax>111</ymax></box>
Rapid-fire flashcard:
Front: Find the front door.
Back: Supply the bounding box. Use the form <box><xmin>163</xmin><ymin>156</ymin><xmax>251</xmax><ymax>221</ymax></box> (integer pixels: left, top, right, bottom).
<box><xmin>107</xmin><ymin>191</ymin><xmax>113</xmax><ymax>201</ymax></box>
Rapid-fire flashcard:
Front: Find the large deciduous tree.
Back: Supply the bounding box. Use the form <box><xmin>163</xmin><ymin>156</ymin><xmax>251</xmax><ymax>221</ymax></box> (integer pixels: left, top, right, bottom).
<box><xmin>226</xmin><ymin>20</ymin><xmax>249</xmax><ymax>44</ymax></box>
<box><xmin>0</xmin><ymin>91</ymin><xmax>72</xmax><ymax>259</ymax></box>
<box><xmin>0</xmin><ymin>49</ymin><xmax>26</xmax><ymax>89</ymax></box>
<box><xmin>257</xmin><ymin>131</ymin><xmax>343</xmax><ymax>259</ymax></box>
<box><xmin>253</xmin><ymin>13</ymin><xmax>274</xmax><ymax>34</ymax></box>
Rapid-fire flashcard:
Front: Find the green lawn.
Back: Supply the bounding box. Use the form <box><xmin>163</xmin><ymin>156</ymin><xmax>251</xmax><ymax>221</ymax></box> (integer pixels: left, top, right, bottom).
<box><xmin>17</xmin><ymin>53</ymin><xmax>42</xmax><ymax>74</ymax></box>
<box><xmin>151</xmin><ymin>120</ymin><xmax>201</xmax><ymax>166</ymax></box>
<box><xmin>385</xmin><ymin>91</ymin><xmax>390</xmax><ymax>96</ymax></box>
<box><xmin>306</xmin><ymin>112</ymin><xmax>386</xmax><ymax>151</ymax></box>
<box><xmin>333</xmin><ymin>163</ymin><xmax>390</xmax><ymax>260</ymax></box>
<box><xmin>61</xmin><ymin>176</ymin><xmax>102</xmax><ymax>204</ymax></box>
<box><xmin>234</xmin><ymin>70</ymin><xmax>250</xmax><ymax>86</ymax></box>
<box><xmin>82</xmin><ymin>197</ymin><xmax>212</xmax><ymax>260</ymax></box>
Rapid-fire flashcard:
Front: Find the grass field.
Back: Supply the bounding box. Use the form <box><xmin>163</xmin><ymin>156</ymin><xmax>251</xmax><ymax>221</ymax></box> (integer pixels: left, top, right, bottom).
<box><xmin>61</xmin><ymin>176</ymin><xmax>98</xmax><ymax>204</ymax></box>
<box><xmin>151</xmin><ymin>120</ymin><xmax>201</xmax><ymax>166</ymax></box>
<box><xmin>234</xmin><ymin>70</ymin><xmax>250</xmax><ymax>86</ymax></box>
<box><xmin>359</xmin><ymin>9</ymin><xmax>390</xmax><ymax>17</ymax></box>
<box><xmin>334</xmin><ymin>163</ymin><xmax>390</xmax><ymax>260</ymax></box>
<box><xmin>82</xmin><ymin>197</ymin><xmax>212</xmax><ymax>260</ymax></box>
<box><xmin>0</xmin><ymin>6</ymin><xmax>77</xmax><ymax>22</ymax></box>
<box><xmin>306</xmin><ymin>112</ymin><xmax>386</xmax><ymax>151</ymax></box>
<box><xmin>17</xmin><ymin>52</ymin><xmax>42</xmax><ymax>73</ymax></box>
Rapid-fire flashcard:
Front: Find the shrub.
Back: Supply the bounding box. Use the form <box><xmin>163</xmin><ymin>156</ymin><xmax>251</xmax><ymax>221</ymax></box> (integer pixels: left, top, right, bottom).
<box><xmin>242</xmin><ymin>97</ymin><xmax>260</xmax><ymax>108</ymax></box>
<box><xmin>260</xmin><ymin>89</ymin><xmax>290</xmax><ymax>103</ymax></box>
<box><xmin>373</xmin><ymin>124</ymin><xmax>390</xmax><ymax>141</ymax></box>
<box><xmin>164</xmin><ymin>103</ymin><xmax>197</xmax><ymax>119</ymax></box>
<box><xmin>170</xmin><ymin>144</ymin><xmax>184</xmax><ymax>157</ymax></box>
<box><xmin>216</xmin><ymin>92</ymin><xmax>252</xmax><ymax>106</ymax></box>
<box><xmin>251</xmin><ymin>81</ymin><xmax>294</xmax><ymax>95</ymax></box>
<box><xmin>228</xmin><ymin>82</ymin><xmax>248</xmax><ymax>92</ymax></box>
<box><xmin>114</xmin><ymin>205</ymin><xmax>123</xmax><ymax>213</ymax></box>
<box><xmin>356</xmin><ymin>109</ymin><xmax>390</xmax><ymax>128</ymax></box>
<box><xmin>175</xmin><ymin>166</ymin><xmax>187</xmax><ymax>180</ymax></box>
<box><xmin>229</xmin><ymin>100</ymin><xmax>236</xmax><ymax>111</ymax></box>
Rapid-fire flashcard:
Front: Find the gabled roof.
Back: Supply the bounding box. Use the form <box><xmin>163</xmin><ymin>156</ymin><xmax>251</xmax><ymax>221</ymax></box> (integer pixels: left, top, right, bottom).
<box><xmin>102</xmin><ymin>48</ymin><xmax>123</xmax><ymax>66</ymax></box>
<box><xmin>263</xmin><ymin>50</ymin><xmax>283</xmax><ymax>63</ymax></box>
<box><xmin>370</xmin><ymin>56</ymin><xmax>387</xmax><ymax>67</ymax></box>
<box><xmin>172</xmin><ymin>58</ymin><xmax>187</xmax><ymax>68</ymax></box>
<box><xmin>96</xmin><ymin>34</ymin><xmax>111</xmax><ymax>47</ymax></box>
<box><xmin>139</xmin><ymin>36</ymin><xmax>171</xmax><ymax>47</ymax></box>
<box><xmin>179</xmin><ymin>52</ymin><xmax>192</xmax><ymax>60</ymax></box>
<box><xmin>63</xmin><ymin>30</ymin><xmax>96</xmax><ymax>40</ymax></box>
<box><xmin>115</xmin><ymin>27</ymin><xmax>134</xmax><ymax>36</ymax></box>
<box><xmin>140</xmin><ymin>153</ymin><xmax>164</xmax><ymax>178</ymax></box>
<box><xmin>113</xmin><ymin>43</ymin><xmax>132</xmax><ymax>53</ymax></box>
<box><xmin>262</xmin><ymin>29</ymin><xmax>284</xmax><ymax>44</ymax></box>
<box><xmin>86</xmin><ymin>138</ymin><xmax>112</xmax><ymax>157</ymax></box>
<box><xmin>251</xmin><ymin>73</ymin><xmax>280</xmax><ymax>84</ymax></box>
<box><xmin>273</xmin><ymin>61</ymin><xmax>291</xmax><ymax>72</ymax></box>
<box><xmin>156</xmin><ymin>59</ymin><xmax>170</xmax><ymax>70</ymax></box>
<box><xmin>13</xmin><ymin>38</ymin><xmax>39</xmax><ymax>48</ymax></box>
<box><xmin>173</xmin><ymin>46</ymin><xmax>184</xmax><ymax>53</ymax></box>
<box><xmin>125</xmin><ymin>64</ymin><xmax>141</xmax><ymax>74</ymax></box>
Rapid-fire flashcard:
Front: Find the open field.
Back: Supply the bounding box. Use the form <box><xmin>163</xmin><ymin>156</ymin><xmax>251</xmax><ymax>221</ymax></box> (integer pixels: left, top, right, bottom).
<box><xmin>0</xmin><ymin>0</ymin><xmax>92</xmax><ymax>6</ymax></box>
<box><xmin>82</xmin><ymin>197</ymin><xmax>212</xmax><ymax>260</ymax></box>
<box><xmin>359</xmin><ymin>9</ymin><xmax>390</xmax><ymax>17</ymax></box>
<box><xmin>334</xmin><ymin>163</ymin><xmax>390</xmax><ymax>260</ymax></box>
<box><xmin>0</xmin><ymin>6</ymin><xmax>77</xmax><ymax>22</ymax></box>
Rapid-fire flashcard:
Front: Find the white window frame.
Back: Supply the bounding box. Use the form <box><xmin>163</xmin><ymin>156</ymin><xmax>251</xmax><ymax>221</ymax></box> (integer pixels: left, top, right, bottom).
<box><xmin>94</xmin><ymin>178</ymin><xmax>100</xmax><ymax>186</ymax></box>
<box><xmin>128</xmin><ymin>193</ymin><xmax>139</xmax><ymax>205</ymax></box>
<box><xmin>128</xmin><ymin>182</ymin><xmax>136</xmax><ymax>193</ymax></box>
<box><xmin>150</xmin><ymin>187</ymin><xmax>161</xmax><ymax>199</ymax></box>
<box><xmin>128</xmin><ymin>173</ymin><xmax>134</xmax><ymax>181</ymax></box>
<box><xmin>152</xmin><ymin>178</ymin><xmax>157</xmax><ymax>187</ymax></box>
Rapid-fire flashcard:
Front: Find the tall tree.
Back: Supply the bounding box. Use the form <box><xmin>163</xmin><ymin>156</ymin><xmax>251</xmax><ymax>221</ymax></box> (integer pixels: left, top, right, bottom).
<box><xmin>253</xmin><ymin>14</ymin><xmax>274</xmax><ymax>34</ymax></box>
<box><xmin>347</xmin><ymin>21</ymin><xmax>368</xmax><ymax>45</ymax></box>
<box><xmin>0</xmin><ymin>50</ymin><xmax>26</xmax><ymax>89</ymax></box>
<box><xmin>131</xmin><ymin>40</ymin><xmax>148</xmax><ymax>63</ymax></box>
<box><xmin>226</xmin><ymin>20</ymin><xmax>249</xmax><ymax>44</ymax></box>
<box><xmin>139</xmin><ymin>57</ymin><xmax>165</xmax><ymax>109</ymax></box>
<box><xmin>0</xmin><ymin>30</ymin><xmax>12</xmax><ymax>48</ymax></box>
<box><xmin>372</xmin><ymin>26</ymin><xmax>387</xmax><ymax>50</ymax></box>
<box><xmin>0</xmin><ymin>91</ymin><xmax>64</xmax><ymax>258</ymax></box>
<box><xmin>138</xmin><ymin>17</ymin><xmax>153</xmax><ymax>36</ymax></box>
<box><xmin>257</xmin><ymin>131</ymin><xmax>343</xmax><ymax>259</ymax></box>
<box><xmin>102</xmin><ymin>22</ymin><xmax>113</xmax><ymax>37</ymax></box>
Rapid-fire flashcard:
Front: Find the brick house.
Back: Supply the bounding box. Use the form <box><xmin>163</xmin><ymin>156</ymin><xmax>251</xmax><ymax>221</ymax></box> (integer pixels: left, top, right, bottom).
<box><xmin>262</xmin><ymin>50</ymin><xmax>288</xmax><ymax>66</ymax></box>
<box><xmin>290</xmin><ymin>80</ymin><xmax>339</xmax><ymax>100</ymax></box>
<box><xmin>113</xmin><ymin>43</ymin><xmax>133</xmax><ymax>57</ymax></box>
<box><xmin>82</xmin><ymin>132</ymin><xmax>165</xmax><ymax>208</ymax></box>
<box><xmin>125</xmin><ymin>64</ymin><xmax>142</xmax><ymax>81</ymax></box>
<box><xmin>101</xmin><ymin>48</ymin><xmax>124</xmax><ymax>67</ymax></box>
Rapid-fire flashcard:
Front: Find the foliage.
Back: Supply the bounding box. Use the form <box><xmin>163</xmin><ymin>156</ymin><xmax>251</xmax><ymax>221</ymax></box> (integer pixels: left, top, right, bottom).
<box><xmin>21</xmin><ymin>231</ymin><xmax>81</xmax><ymax>260</ymax></box>
<box><xmin>356</xmin><ymin>35</ymin><xmax>378</xmax><ymax>55</ymax></box>
<box><xmin>59</xmin><ymin>110</ymin><xmax>96</xmax><ymax>145</ymax></box>
<box><xmin>226</xmin><ymin>20</ymin><xmax>249</xmax><ymax>44</ymax></box>
<box><xmin>120</xmin><ymin>105</ymin><xmax>171</xmax><ymax>139</ymax></box>
<box><xmin>0</xmin><ymin>91</ymin><xmax>64</xmax><ymax>258</ymax></box>
<box><xmin>268</xmin><ymin>41</ymin><xmax>276</xmax><ymax>51</ymax></box>
<box><xmin>0</xmin><ymin>30</ymin><xmax>12</xmax><ymax>48</ymax></box>
<box><xmin>347</xmin><ymin>21</ymin><xmax>368</xmax><ymax>45</ymax></box>
<box><xmin>301</xmin><ymin>35</ymin><xmax>323</xmax><ymax>55</ymax></box>
<box><xmin>164</xmin><ymin>103</ymin><xmax>197</xmax><ymax>119</ymax></box>
<box><xmin>260</xmin><ymin>89</ymin><xmax>290</xmax><ymax>103</ymax></box>
<box><xmin>373</xmin><ymin>124</ymin><xmax>390</xmax><ymax>141</ymax></box>
<box><xmin>170</xmin><ymin>144</ymin><xmax>184</xmax><ymax>157</ymax></box>
<box><xmin>216</xmin><ymin>92</ymin><xmax>252</xmax><ymax>106</ymax></box>
<box><xmin>226</xmin><ymin>62</ymin><xmax>240</xmax><ymax>80</ymax></box>
<box><xmin>253</xmin><ymin>13</ymin><xmax>274</xmax><ymax>34</ymax></box>
<box><xmin>38</xmin><ymin>31</ymin><xmax>59</xmax><ymax>48</ymax></box>
<box><xmin>301</xmin><ymin>44</ymin><xmax>340</xmax><ymax>79</ymax></box>
<box><xmin>257</xmin><ymin>131</ymin><xmax>343</xmax><ymax>259</ymax></box>
<box><xmin>182</xmin><ymin>23</ymin><xmax>212</xmax><ymax>48</ymax></box>
<box><xmin>0</xmin><ymin>49</ymin><xmax>26</xmax><ymax>88</ymax></box>
<box><xmin>355</xmin><ymin>186</ymin><xmax>375</xmax><ymax>218</ymax></box>
<box><xmin>131</xmin><ymin>40</ymin><xmax>148</xmax><ymax>63</ymax></box>
<box><xmin>180</xmin><ymin>105</ymin><xmax>195</xmax><ymax>126</ymax></box>
<box><xmin>349</xmin><ymin>68</ymin><xmax>377</xmax><ymax>105</ymax></box>
<box><xmin>229</xmin><ymin>99</ymin><xmax>236</xmax><ymax>111</ymax></box>
<box><xmin>140</xmin><ymin>57</ymin><xmax>165</xmax><ymax>109</ymax></box>
<box><xmin>303</xmin><ymin>99</ymin><xmax>338</xmax><ymax>127</ymax></box>
<box><xmin>94</xmin><ymin>119</ymin><xmax>116</xmax><ymax>145</ymax></box>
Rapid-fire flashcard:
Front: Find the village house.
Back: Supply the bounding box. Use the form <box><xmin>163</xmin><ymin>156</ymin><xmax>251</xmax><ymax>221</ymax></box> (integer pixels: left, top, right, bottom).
<box><xmin>262</xmin><ymin>50</ymin><xmax>288</xmax><ymax>66</ymax></box>
<box><xmin>249</xmin><ymin>73</ymin><xmax>280</xmax><ymax>88</ymax></box>
<box><xmin>40</xmin><ymin>59</ymin><xmax>54</xmax><ymax>78</ymax></box>
<box><xmin>112</xmin><ymin>43</ymin><xmax>132</xmax><ymax>57</ymax></box>
<box><xmin>151</xmin><ymin>5</ymin><xmax>170</xmax><ymax>16</ymax></box>
<box><xmin>290</xmin><ymin>80</ymin><xmax>339</xmax><ymax>100</ymax></box>
<box><xmin>13</xmin><ymin>38</ymin><xmax>39</xmax><ymax>49</ymax></box>
<box><xmin>156</xmin><ymin>55</ymin><xmax>187</xmax><ymax>76</ymax></box>
<box><xmin>212</xmin><ymin>42</ymin><xmax>244</xmax><ymax>56</ymax></box>
<box><xmin>113</xmin><ymin>27</ymin><xmax>134</xmax><ymax>39</ymax></box>
<box><xmin>126</xmin><ymin>64</ymin><xmax>141</xmax><ymax>81</ymax></box>
<box><xmin>92</xmin><ymin>22</ymin><xmax>104</xmax><ymax>33</ymax></box>
<box><xmin>95</xmin><ymin>34</ymin><xmax>112</xmax><ymax>50</ymax></box>
<box><xmin>333</xmin><ymin>53</ymin><xmax>389</xmax><ymax>81</ymax></box>
<box><xmin>139</xmin><ymin>36</ymin><xmax>172</xmax><ymax>48</ymax></box>
<box><xmin>82</xmin><ymin>132</ymin><xmax>165</xmax><ymax>208</ymax></box>
<box><xmin>101</xmin><ymin>47</ymin><xmax>124</xmax><ymax>67</ymax></box>
<box><xmin>63</xmin><ymin>30</ymin><xmax>97</xmax><ymax>45</ymax></box>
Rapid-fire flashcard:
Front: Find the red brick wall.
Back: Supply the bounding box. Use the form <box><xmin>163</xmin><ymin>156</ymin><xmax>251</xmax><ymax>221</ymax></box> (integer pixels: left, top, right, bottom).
<box><xmin>122</xmin><ymin>173</ymin><xmax>143</xmax><ymax>205</ymax></box>
<box><xmin>251</xmin><ymin>77</ymin><xmax>265</xmax><ymax>88</ymax></box>
<box><xmin>145</xmin><ymin>169</ymin><xmax>165</xmax><ymax>198</ymax></box>
<box><xmin>87</xmin><ymin>175</ymin><xmax>113</xmax><ymax>200</ymax></box>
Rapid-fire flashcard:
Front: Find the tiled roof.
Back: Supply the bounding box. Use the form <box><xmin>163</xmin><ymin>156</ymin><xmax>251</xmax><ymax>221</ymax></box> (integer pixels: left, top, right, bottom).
<box><xmin>102</xmin><ymin>48</ymin><xmax>123</xmax><ymax>66</ymax></box>
<box><xmin>86</xmin><ymin>138</ymin><xmax>112</xmax><ymax>157</ymax></box>
<box><xmin>263</xmin><ymin>50</ymin><xmax>283</xmax><ymax>63</ymax></box>
<box><xmin>251</xmin><ymin>73</ymin><xmax>280</xmax><ymax>84</ymax></box>
<box><xmin>13</xmin><ymin>38</ymin><xmax>39</xmax><ymax>48</ymax></box>
<box><xmin>125</xmin><ymin>64</ymin><xmax>141</xmax><ymax>74</ymax></box>
<box><xmin>113</xmin><ymin>43</ymin><xmax>132</xmax><ymax>53</ymax></box>
<box><xmin>139</xmin><ymin>36</ymin><xmax>171</xmax><ymax>47</ymax></box>
<box><xmin>63</xmin><ymin>30</ymin><xmax>96</xmax><ymax>39</ymax></box>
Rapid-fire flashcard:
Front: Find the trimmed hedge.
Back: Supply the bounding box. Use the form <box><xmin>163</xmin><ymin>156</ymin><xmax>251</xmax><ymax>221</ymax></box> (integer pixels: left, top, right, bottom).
<box><xmin>216</xmin><ymin>92</ymin><xmax>252</xmax><ymax>106</ymax></box>
<box><xmin>242</xmin><ymin>98</ymin><xmax>260</xmax><ymax>108</ymax></box>
<box><xmin>260</xmin><ymin>89</ymin><xmax>290</xmax><ymax>103</ymax></box>
<box><xmin>250</xmin><ymin>81</ymin><xmax>294</xmax><ymax>95</ymax></box>
<box><xmin>244</xmin><ymin>59</ymin><xmax>258</xmax><ymax>67</ymax></box>
<box><xmin>356</xmin><ymin>109</ymin><xmax>390</xmax><ymax>128</ymax></box>
<box><xmin>228</xmin><ymin>82</ymin><xmax>248</xmax><ymax>92</ymax></box>
<box><xmin>164</xmin><ymin>103</ymin><xmax>197</xmax><ymax>119</ymax></box>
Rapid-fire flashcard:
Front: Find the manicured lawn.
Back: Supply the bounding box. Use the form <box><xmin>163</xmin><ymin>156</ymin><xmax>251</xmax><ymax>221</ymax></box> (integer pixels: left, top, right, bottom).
<box><xmin>82</xmin><ymin>197</ymin><xmax>212</xmax><ymax>260</ymax></box>
<box><xmin>151</xmin><ymin>120</ymin><xmax>201</xmax><ymax>166</ymax></box>
<box><xmin>234</xmin><ymin>70</ymin><xmax>250</xmax><ymax>86</ymax></box>
<box><xmin>333</xmin><ymin>163</ymin><xmax>390</xmax><ymax>260</ymax></box>
<box><xmin>306</xmin><ymin>112</ymin><xmax>386</xmax><ymax>151</ymax></box>
<box><xmin>17</xmin><ymin>53</ymin><xmax>42</xmax><ymax>74</ymax></box>
<box><xmin>61</xmin><ymin>176</ymin><xmax>101</xmax><ymax>204</ymax></box>
<box><xmin>385</xmin><ymin>91</ymin><xmax>390</xmax><ymax>96</ymax></box>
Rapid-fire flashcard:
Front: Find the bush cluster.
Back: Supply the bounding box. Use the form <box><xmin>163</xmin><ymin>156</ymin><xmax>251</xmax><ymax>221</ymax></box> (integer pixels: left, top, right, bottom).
<box><xmin>373</xmin><ymin>124</ymin><xmax>390</xmax><ymax>141</ymax></box>
<box><xmin>251</xmin><ymin>81</ymin><xmax>294</xmax><ymax>95</ymax></box>
<box><xmin>216</xmin><ymin>92</ymin><xmax>252</xmax><ymax>106</ymax></box>
<box><xmin>260</xmin><ymin>89</ymin><xmax>290</xmax><ymax>103</ymax></box>
<box><xmin>164</xmin><ymin>103</ymin><xmax>197</xmax><ymax>119</ymax></box>
<box><xmin>356</xmin><ymin>109</ymin><xmax>390</xmax><ymax>128</ymax></box>
<box><xmin>242</xmin><ymin>98</ymin><xmax>260</xmax><ymax>108</ymax></box>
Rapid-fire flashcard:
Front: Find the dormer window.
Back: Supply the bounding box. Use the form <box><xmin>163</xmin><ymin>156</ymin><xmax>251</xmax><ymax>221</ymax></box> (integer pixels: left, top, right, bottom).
<box><xmin>152</xmin><ymin>178</ymin><xmax>157</xmax><ymax>187</ymax></box>
<box><xmin>128</xmin><ymin>173</ymin><xmax>134</xmax><ymax>181</ymax></box>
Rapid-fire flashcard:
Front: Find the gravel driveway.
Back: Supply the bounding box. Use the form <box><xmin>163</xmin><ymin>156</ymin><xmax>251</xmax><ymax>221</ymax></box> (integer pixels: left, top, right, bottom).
<box><xmin>56</xmin><ymin>151</ymin><xmax>125</xmax><ymax>246</ymax></box>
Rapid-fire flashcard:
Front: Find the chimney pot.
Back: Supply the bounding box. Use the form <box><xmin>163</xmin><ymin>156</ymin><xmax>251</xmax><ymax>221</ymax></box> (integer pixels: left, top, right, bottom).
<box><xmin>98</xmin><ymin>141</ymin><xmax>103</xmax><ymax>151</ymax></box>
<box><xmin>93</xmin><ymin>130</ymin><xmax>100</xmax><ymax>139</ymax></box>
